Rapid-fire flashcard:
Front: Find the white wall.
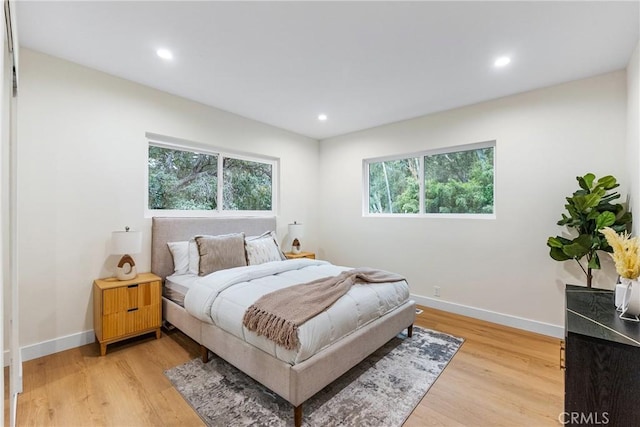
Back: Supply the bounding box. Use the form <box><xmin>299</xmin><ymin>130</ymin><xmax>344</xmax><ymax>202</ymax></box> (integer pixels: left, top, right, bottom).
<box><xmin>17</xmin><ymin>49</ymin><xmax>320</xmax><ymax>351</ymax></box>
<box><xmin>318</xmin><ymin>71</ymin><xmax>628</xmax><ymax>330</ymax></box>
<box><xmin>628</xmin><ymin>41</ymin><xmax>640</xmax><ymax>236</ymax></box>
<box><xmin>15</xmin><ymin>46</ymin><xmax>634</xmax><ymax>351</ymax></box>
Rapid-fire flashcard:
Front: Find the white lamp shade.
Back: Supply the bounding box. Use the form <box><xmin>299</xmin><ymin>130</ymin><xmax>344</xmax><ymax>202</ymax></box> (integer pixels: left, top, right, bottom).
<box><xmin>111</xmin><ymin>230</ymin><xmax>142</xmax><ymax>255</ymax></box>
<box><xmin>288</xmin><ymin>222</ymin><xmax>304</xmax><ymax>240</ymax></box>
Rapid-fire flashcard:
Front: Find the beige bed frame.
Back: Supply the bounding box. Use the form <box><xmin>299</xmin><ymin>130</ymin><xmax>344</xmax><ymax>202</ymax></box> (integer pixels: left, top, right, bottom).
<box><xmin>151</xmin><ymin>217</ymin><xmax>416</xmax><ymax>426</ymax></box>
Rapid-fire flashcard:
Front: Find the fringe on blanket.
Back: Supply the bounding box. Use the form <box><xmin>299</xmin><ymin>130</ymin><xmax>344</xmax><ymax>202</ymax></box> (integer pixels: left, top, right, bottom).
<box><xmin>243</xmin><ymin>306</ymin><xmax>299</xmax><ymax>350</ymax></box>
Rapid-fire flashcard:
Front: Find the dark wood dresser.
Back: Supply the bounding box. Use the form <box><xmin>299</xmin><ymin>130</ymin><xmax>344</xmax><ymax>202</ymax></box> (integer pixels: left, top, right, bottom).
<box><xmin>565</xmin><ymin>285</ymin><xmax>640</xmax><ymax>425</ymax></box>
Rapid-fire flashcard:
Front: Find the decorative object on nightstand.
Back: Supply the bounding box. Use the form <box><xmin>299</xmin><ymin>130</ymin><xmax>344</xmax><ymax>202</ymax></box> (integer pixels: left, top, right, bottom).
<box><xmin>284</xmin><ymin>251</ymin><xmax>315</xmax><ymax>260</ymax></box>
<box><xmin>601</xmin><ymin>227</ymin><xmax>640</xmax><ymax>321</ymax></box>
<box><xmin>93</xmin><ymin>272</ymin><xmax>162</xmax><ymax>356</ymax></box>
<box><xmin>112</xmin><ymin>226</ymin><xmax>142</xmax><ymax>280</ymax></box>
<box><xmin>288</xmin><ymin>221</ymin><xmax>304</xmax><ymax>254</ymax></box>
<box><xmin>620</xmin><ymin>280</ymin><xmax>640</xmax><ymax>321</ymax></box>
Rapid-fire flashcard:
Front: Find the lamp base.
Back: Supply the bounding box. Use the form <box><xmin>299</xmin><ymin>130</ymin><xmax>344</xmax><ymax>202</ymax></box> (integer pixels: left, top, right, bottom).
<box><xmin>116</xmin><ymin>254</ymin><xmax>138</xmax><ymax>281</ymax></box>
<box><xmin>292</xmin><ymin>238</ymin><xmax>301</xmax><ymax>254</ymax></box>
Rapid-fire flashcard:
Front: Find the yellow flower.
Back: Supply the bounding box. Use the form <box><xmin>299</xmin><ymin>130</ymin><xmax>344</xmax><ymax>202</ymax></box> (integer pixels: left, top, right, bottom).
<box><xmin>600</xmin><ymin>227</ymin><xmax>640</xmax><ymax>280</ymax></box>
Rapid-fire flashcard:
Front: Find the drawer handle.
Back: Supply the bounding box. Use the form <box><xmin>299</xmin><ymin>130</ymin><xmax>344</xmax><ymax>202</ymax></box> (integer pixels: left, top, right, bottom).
<box><xmin>128</xmin><ymin>308</ymin><xmax>138</xmax><ymax>312</ymax></box>
<box><xmin>128</xmin><ymin>284</ymin><xmax>138</xmax><ymax>289</ymax></box>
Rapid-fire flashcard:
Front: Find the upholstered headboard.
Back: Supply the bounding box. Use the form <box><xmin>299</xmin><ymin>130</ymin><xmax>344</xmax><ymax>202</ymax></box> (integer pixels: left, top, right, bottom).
<box><xmin>151</xmin><ymin>216</ymin><xmax>277</xmax><ymax>281</ymax></box>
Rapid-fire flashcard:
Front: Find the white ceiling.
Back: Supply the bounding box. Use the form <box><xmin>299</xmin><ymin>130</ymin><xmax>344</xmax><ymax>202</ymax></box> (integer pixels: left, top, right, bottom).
<box><xmin>16</xmin><ymin>1</ymin><xmax>640</xmax><ymax>140</ymax></box>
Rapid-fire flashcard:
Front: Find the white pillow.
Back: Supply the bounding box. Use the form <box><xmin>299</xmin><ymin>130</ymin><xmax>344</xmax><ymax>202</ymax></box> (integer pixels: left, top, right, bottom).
<box><xmin>245</xmin><ymin>231</ymin><xmax>285</xmax><ymax>265</ymax></box>
<box><xmin>167</xmin><ymin>241</ymin><xmax>189</xmax><ymax>275</ymax></box>
<box><xmin>188</xmin><ymin>239</ymin><xmax>200</xmax><ymax>275</ymax></box>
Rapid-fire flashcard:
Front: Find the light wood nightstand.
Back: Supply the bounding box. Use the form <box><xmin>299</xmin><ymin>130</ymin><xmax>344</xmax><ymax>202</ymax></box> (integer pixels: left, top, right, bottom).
<box><xmin>93</xmin><ymin>272</ymin><xmax>162</xmax><ymax>356</ymax></box>
<box><xmin>284</xmin><ymin>251</ymin><xmax>316</xmax><ymax>260</ymax></box>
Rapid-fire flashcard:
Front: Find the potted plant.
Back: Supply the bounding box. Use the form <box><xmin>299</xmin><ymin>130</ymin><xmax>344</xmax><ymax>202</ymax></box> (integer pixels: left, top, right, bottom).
<box><xmin>547</xmin><ymin>173</ymin><xmax>632</xmax><ymax>288</ymax></box>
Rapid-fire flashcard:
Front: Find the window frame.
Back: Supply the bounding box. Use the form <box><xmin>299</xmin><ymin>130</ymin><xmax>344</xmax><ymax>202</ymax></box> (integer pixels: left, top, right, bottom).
<box><xmin>363</xmin><ymin>140</ymin><xmax>496</xmax><ymax>219</ymax></box>
<box><xmin>145</xmin><ymin>132</ymin><xmax>279</xmax><ymax>218</ymax></box>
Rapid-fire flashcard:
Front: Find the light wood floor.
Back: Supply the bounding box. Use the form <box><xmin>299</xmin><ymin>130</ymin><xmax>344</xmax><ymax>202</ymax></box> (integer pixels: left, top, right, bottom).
<box><xmin>8</xmin><ymin>306</ymin><xmax>563</xmax><ymax>426</ymax></box>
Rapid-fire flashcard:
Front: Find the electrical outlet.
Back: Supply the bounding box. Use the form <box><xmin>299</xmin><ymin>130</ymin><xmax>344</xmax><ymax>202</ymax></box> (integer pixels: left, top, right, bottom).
<box><xmin>434</xmin><ymin>286</ymin><xmax>441</xmax><ymax>297</ymax></box>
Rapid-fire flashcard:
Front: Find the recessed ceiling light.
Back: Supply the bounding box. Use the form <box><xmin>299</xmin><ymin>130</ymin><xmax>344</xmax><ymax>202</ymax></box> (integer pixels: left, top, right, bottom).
<box><xmin>156</xmin><ymin>48</ymin><xmax>173</xmax><ymax>60</ymax></box>
<box><xmin>318</xmin><ymin>114</ymin><xmax>328</xmax><ymax>121</ymax></box>
<box><xmin>494</xmin><ymin>56</ymin><xmax>511</xmax><ymax>67</ymax></box>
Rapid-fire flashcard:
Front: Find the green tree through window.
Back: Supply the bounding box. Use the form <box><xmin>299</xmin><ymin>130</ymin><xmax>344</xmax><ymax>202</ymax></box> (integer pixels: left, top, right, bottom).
<box><xmin>366</xmin><ymin>143</ymin><xmax>494</xmax><ymax>215</ymax></box>
<box><xmin>424</xmin><ymin>147</ymin><xmax>494</xmax><ymax>214</ymax></box>
<box><xmin>148</xmin><ymin>146</ymin><xmax>218</xmax><ymax>210</ymax></box>
<box><xmin>223</xmin><ymin>158</ymin><xmax>272</xmax><ymax>211</ymax></box>
<box><xmin>369</xmin><ymin>158</ymin><xmax>419</xmax><ymax>214</ymax></box>
<box><xmin>148</xmin><ymin>145</ymin><xmax>274</xmax><ymax>212</ymax></box>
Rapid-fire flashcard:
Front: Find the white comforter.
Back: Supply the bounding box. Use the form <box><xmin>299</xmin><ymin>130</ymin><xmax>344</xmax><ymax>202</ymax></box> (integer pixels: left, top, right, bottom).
<box><xmin>184</xmin><ymin>259</ymin><xmax>410</xmax><ymax>364</ymax></box>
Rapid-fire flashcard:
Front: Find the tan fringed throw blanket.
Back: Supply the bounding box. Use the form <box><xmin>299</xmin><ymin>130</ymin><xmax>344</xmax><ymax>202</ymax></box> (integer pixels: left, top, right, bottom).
<box><xmin>242</xmin><ymin>268</ymin><xmax>405</xmax><ymax>350</ymax></box>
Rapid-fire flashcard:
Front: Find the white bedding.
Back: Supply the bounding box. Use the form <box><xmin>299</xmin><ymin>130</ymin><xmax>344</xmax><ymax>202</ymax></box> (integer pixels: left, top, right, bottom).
<box><xmin>184</xmin><ymin>258</ymin><xmax>410</xmax><ymax>364</ymax></box>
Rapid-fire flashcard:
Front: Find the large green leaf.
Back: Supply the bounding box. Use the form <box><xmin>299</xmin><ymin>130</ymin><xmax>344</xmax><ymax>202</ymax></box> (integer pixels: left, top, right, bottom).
<box><xmin>578</xmin><ymin>176</ymin><xmax>589</xmax><ymax>191</ymax></box>
<box><xmin>562</xmin><ymin>234</ymin><xmax>592</xmax><ymax>258</ymax></box>
<box><xmin>595</xmin><ymin>211</ymin><xmax>616</xmax><ymax>229</ymax></box>
<box><xmin>599</xmin><ymin>192</ymin><xmax>621</xmax><ymax>205</ymax></box>
<box><xmin>597</xmin><ymin>175</ymin><xmax>618</xmax><ymax>190</ymax></box>
<box><xmin>557</xmin><ymin>214</ymin><xmax>571</xmax><ymax>226</ymax></box>
<box><xmin>547</xmin><ymin>236</ymin><xmax>572</xmax><ymax>248</ymax></box>
<box><xmin>580</xmin><ymin>173</ymin><xmax>595</xmax><ymax>190</ymax></box>
<box><xmin>565</xmin><ymin>203</ymin><xmax>579</xmax><ymax>219</ymax></box>
<box><xmin>550</xmin><ymin>247</ymin><xmax>572</xmax><ymax>261</ymax></box>
<box><xmin>572</xmin><ymin>193</ymin><xmax>601</xmax><ymax>212</ymax></box>
<box><xmin>562</xmin><ymin>244</ymin><xmax>590</xmax><ymax>259</ymax></box>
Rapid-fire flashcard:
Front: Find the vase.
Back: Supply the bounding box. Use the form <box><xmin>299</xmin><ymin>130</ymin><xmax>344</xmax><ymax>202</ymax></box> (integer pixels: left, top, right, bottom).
<box><xmin>615</xmin><ymin>283</ymin><xmax>627</xmax><ymax>311</ymax></box>
<box><xmin>619</xmin><ymin>278</ymin><xmax>640</xmax><ymax>321</ymax></box>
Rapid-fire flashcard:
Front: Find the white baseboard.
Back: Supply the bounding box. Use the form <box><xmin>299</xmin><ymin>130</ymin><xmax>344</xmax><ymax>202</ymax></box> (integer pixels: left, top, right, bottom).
<box><xmin>3</xmin><ymin>296</ymin><xmax>564</xmax><ymax>367</ymax></box>
<box><xmin>411</xmin><ymin>293</ymin><xmax>564</xmax><ymax>339</ymax></box>
<box><xmin>4</xmin><ymin>330</ymin><xmax>96</xmax><ymax>366</ymax></box>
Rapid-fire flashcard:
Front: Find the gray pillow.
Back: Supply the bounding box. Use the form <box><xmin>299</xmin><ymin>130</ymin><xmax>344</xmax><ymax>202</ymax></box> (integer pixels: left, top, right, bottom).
<box><xmin>195</xmin><ymin>233</ymin><xmax>247</xmax><ymax>276</ymax></box>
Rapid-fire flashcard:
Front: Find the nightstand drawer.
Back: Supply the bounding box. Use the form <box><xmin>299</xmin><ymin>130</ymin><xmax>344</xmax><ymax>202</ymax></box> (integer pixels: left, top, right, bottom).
<box><xmin>102</xmin><ymin>303</ymin><xmax>161</xmax><ymax>339</ymax></box>
<box><xmin>102</xmin><ymin>281</ymin><xmax>159</xmax><ymax>314</ymax></box>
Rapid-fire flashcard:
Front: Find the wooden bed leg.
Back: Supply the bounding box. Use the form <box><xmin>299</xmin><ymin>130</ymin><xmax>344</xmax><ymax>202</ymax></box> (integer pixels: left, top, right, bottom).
<box><xmin>408</xmin><ymin>324</ymin><xmax>413</xmax><ymax>338</ymax></box>
<box><xmin>294</xmin><ymin>405</ymin><xmax>302</xmax><ymax>427</ymax></box>
<box><xmin>200</xmin><ymin>345</ymin><xmax>209</xmax><ymax>363</ymax></box>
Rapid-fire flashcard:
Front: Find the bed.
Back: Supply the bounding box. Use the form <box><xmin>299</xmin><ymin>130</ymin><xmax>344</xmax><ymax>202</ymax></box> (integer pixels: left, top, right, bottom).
<box><xmin>151</xmin><ymin>217</ymin><xmax>416</xmax><ymax>426</ymax></box>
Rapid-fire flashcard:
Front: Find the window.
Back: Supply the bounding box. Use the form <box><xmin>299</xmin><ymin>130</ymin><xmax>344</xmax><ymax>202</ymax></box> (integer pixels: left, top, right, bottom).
<box><xmin>368</xmin><ymin>158</ymin><xmax>419</xmax><ymax>214</ymax></box>
<box><xmin>424</xmin><ymin>145</ymin><xmax>494</xmax><ymax>214</ymax></box>
<box><xmin>147</xmin><ymin>134</ymin><xmax>277</xmax><ymax>216</ymax></box>
<box><xmin>148</xmin><ymin>146</ymin><xmax>218</xmax><ymax>210</ymax></box>
<box><xmin>222</xmin><ymin>157</ymin><xmax>272</xmax><ymax>211</ymax></box>
<box><xmin>364</xmin><ymin>141</ymin><xmax>495</xmax><ymax>217</ymax></box>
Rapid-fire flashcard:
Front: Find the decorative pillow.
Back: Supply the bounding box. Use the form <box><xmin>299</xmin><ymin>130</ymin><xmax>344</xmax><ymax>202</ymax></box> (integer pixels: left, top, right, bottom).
<box><xmin>195</xmin><ymin>233</ymin><xmax>247</xmax><ymax>276</ymax></box>
<box><xmin>245</xmin><ymin>231</ymin><xmax>286</xmax><ymax>265</ymax></box>
<box><xmin>188</xmin><ymin>239</ymin><xmax>199</xmax><ymax>275</ymax></box>
<box><xmin>167</xmin><ymin>241</ymin><xmax>189</xmax><ymax>275</ymax></box>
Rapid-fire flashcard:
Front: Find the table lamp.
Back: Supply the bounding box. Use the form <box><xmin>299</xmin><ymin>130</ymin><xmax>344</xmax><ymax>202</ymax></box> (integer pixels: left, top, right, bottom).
<box><xmin>288</xmin><ymin>221</ymin><xmax>304</xmax><ymax>254</ymax></box>
<box><xmin>112</xmin><ymin>226</ymin><xmax>142</xmax><ymax>280</ymax></box>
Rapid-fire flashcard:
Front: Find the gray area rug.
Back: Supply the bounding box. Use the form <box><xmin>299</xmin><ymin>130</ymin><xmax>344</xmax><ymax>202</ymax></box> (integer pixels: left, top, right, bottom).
<box><xmin>165</xmin><ymin>326</ymin><xmax>463</xmax><ymax>426</ymax></box>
